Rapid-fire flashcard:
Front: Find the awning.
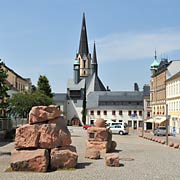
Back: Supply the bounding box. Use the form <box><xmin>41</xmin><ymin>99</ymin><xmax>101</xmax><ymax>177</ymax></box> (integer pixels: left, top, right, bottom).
<box><xmin>146</xmin><ymin>118</ymin><xmax>154</xmax><ymax>123</ymax></box>
<box><xmin>145</xmin><ymin>117</ymin><xmax>167</xmax><ymax>123</ymax></box>
<box><xmin>155</xmin><ymin>117</ymin><xmax>166</xmax><ymax>124</ymax></box>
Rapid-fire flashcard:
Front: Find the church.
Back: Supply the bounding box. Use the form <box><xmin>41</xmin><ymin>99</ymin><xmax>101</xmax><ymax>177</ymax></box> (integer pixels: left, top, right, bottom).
<box><xmin>54</xmin><ymin>13</ymin><xmax>149</xmax><ymax>131</ymax></box>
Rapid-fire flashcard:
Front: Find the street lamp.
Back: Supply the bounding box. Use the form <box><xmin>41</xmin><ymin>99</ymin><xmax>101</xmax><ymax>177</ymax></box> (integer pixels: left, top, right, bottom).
<box><xmin>165</xmin><ymin>104</ymin><xmax>169</xmax><ymax>145</ymax></box>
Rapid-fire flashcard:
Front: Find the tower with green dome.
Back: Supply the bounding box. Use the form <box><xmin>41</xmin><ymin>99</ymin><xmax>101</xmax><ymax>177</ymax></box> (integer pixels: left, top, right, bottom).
<box><xmin>150</xmin><ymin>50</ymin><xmax>159</xmax><ymax>76</ymax></box>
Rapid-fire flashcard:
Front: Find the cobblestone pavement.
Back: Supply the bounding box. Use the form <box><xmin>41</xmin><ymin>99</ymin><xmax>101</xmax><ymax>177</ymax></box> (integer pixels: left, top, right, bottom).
<box><xmin>0</xmin><ymin>127</ymin><xmax>180</xmax><ymax>180</ymax></box>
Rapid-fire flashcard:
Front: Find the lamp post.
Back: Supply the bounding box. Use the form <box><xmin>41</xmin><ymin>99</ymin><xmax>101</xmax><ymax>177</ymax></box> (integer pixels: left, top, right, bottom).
<box><xmin>166</xmin><ymin>104</ymin><xmax>169</xmax><ymax>145</ymax></box>
<box><xmin>142</xmin><ymin>110</ymin><xmax>144</xmax><ymax>137</ymax></box>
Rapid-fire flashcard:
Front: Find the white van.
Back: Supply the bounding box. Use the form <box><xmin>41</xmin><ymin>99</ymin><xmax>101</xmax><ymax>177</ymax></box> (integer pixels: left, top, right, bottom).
<box><xmin>106</xmin><ymin>121</ymin><xmax>128</xmax><ymax>135</ymax></box>
<box><xmin>106</xmin><ymin>121</ymin><xmax>127</xmax><ymax>128</ymax></box>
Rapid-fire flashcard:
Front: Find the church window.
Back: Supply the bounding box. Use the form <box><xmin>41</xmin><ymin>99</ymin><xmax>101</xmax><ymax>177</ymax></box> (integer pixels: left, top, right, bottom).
<box><xmin>83</xmin><ymin>60</ymin><xmax>86</xmax><ymax>68</ymax></box>
<box><xmin>97</xmin><ymin>111</ymin><xmax>100</xmax><ymax>115</ymax></box>
<box><xmin>104</xmin><ymin>111</ymin><xmax>107</xmax><ymax>115</ymax></box>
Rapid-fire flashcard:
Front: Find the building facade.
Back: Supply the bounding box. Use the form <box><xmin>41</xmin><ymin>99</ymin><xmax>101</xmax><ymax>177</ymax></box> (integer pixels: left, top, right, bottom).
<box><xmin>166</xmin><ymin>71</ymin><xmax>180</xmax><ymax>134</ymax></box>
<box><xmin>3</xmin><ymin>64</ymin><xmax>31</xmax><ymax>95</ymax></box>
<box><xmin>150</xmin><ymin>52</ymin><xmax>180</xmax><ymax>133</ymax></box>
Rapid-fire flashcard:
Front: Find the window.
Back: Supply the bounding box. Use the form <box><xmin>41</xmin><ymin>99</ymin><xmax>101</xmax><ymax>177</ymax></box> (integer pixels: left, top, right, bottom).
<box><xmin>119</xmin><ymin>110</ymin><xmax>123</xmax><ymax>115</ymax></box>
<box><xmin>90</xmin><ymin>111</ymin><xmax>94</xmax><ymax>115</ymax></box>
<box><xmin>83</xmin><ymin>60</ymin><xmax>86</xmax><ymax>68</ymax></box>
<box><xmin>112</xmin><ymin>110</ymin><xmax>116</xmax><ymax>115</ymax></box>
<box><xmin>104</xmin><ymin>111</ymin><xmax>107</xmax><ymax>115</ymax></box>
<box><xmin>128</xmin><ymin>111</ymin><xmax>132</xmax><ymax>116</ymax></box>
<box><xmin>97</xmin><ymin>111</ymin><xmax>100</xmax><ymax>115</ymax></box>
<box><xmin>128</xmin><ymin>120</ymin><xmax>132</xmax><ymax>127</ymax></box>
<box><xmin>134</xmin><ymin>111</ymin><xmax>137</xmax><ymax>115</ymax></box>
<box><xmin>139</xmin><ymin>111</ymin><xmax>142</xmax><ymax>116</ymax></box>
<box><xmin>139</xmin><ymin>121</ymin><xmax>143</xmax><ymax>127</ymax></box>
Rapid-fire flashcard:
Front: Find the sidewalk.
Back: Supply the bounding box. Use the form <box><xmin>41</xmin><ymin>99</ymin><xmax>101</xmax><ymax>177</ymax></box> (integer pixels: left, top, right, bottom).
<box><xmin>143</xmin><ymin>131</ymin><xmax>180</xmax><ymax>145</ymax></box>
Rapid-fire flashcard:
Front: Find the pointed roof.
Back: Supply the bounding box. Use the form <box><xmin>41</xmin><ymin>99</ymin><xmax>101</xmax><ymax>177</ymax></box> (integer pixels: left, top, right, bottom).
<box><xmin>78</xmin><ymin>13</ymin><xmax>89</xmax><ymax>56</ymax></box>
<box><xmin>92</xmin><ymin>42</ymin><xmax>97</xmax><ymax>64</ymax></box>
<box><xmin>151</xmin><ymin>50</ymin><xmax>159</xmax><ymax>69</ymax></box>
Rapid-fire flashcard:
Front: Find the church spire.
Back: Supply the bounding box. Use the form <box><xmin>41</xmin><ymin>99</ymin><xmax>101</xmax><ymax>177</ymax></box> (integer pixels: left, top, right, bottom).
<box><xmin>92</xmin><ymin>41</ymin><xmax>97</xmax><ymax>64</ymax></box>
<box><xmin>78</xmin><ymin>13</ymin><xmax>89</xmax><ymax>56</ymax></box>
<box><xmin>91</xmin><ymin>41</ymin><xmax>98</xmax><ymax>75</ymax></box>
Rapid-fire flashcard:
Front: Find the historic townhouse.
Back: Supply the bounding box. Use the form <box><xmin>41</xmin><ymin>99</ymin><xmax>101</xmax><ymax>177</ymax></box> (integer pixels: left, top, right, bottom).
<box><xmin>150</xmin><ymin>52</ymin><xmax>180</xmax><ymax>132</ymax></box>
<box><xmin>3</xmin><ymin>64</ymin><xmax>31</xmax><ymax>95</ymax></box>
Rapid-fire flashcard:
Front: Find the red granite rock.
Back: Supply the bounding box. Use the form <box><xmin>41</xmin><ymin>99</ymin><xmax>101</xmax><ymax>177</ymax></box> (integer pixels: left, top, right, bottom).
<box><xmin>29</xmin><ymin>105</ymin><xmax>60</xmax><ymax>124</ymax></box>
<box><xmin>10</xmin><ymin>149</ymin><xmax>49</xmax><ymax>172</ymax></box>
<box><xmin>169</xmin><ymin>142</ymin><xmax>174</xmax><ymax>147</ymax></box>
<box><xmin>95</xmin><ymin>118</ymin><xmax>106</xmax><ymax>127</ymax></box>
<box><xmin>39</xmin><ymin>124</ymin><xmax>71</xmax><ymax>149</ymax></box>
<box><xmin>110</xmin><ymin>141</ymin><xmax>117</xmax><ymax>152</ymax></box>
<box><xmin>85</xmin><ymin>149</ymin><xmax>100</xmax><ymax>159</ymax></box>
<box><xmin>14</xmin><ymin>124</ymin><xmax>40</xmax><ymax>149</ymax></box>
<box><xmin>51</xmin><ymin>147</ymin><xmax>78</xmax><ymax>170</ymax></box>
<box><xmin>87</xmin><ymin>127</ymin><xmax>112</xmax><ymax>142</ymax></box>
<box><xmin>174</xmin><ymin>143</ymin><xmax>179</xmax><ymax>149</ymax></box>
<box><xmin>86</xmin><ymin>140</ymin><xmax>112</xmax><ymax>153</ymax></box>
<box><xmin>105</xmin><ymin>153</ymin><xmax>119</xmax><ymax>167</ymax></box>
<box><xmin>15</xmin><ymin>122</ymin><xmax>71</xmax><ymax>150</ymax></box>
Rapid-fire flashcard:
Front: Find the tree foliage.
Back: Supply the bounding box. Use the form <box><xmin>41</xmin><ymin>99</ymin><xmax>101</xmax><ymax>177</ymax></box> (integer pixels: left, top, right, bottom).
<box><xmin>0</xmin><ymin>60</ymin><xmax>9</xmax><ymax>117</ymax></box>
<box><xmin>0</xmin><ymin>60</ymin><xmax>9</xmax><ymax>98</ymax></box>
<box><xmin>82</xmin><ymin>84</ymin><xmax>87</xmax><ymax>125</ymax></box>
<box><xmin>37</xmin><ymin>75</ymin><xmax>53</xmax><ymax>98</ymax></box>
<box><xmin>8</xmin><ymin>91</ymin><xmax>54</xmax><ymax>119</ymax></box>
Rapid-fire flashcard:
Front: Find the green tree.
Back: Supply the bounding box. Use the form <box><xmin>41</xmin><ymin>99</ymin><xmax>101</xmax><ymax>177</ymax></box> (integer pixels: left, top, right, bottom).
<box><xmin>37</xmin><ymin>75</ymin><xmax>53</xmax><ymax>98</ymax></box>
<box><xmin>9</xmin><ymin>91</ymin><xmax>54</xmax><ymax>119</ymax></box>
<box><xmin>0</xmin><ymin>60</ymin><xmax>8</xmax><ymax>98</ymax></box>
<box><xmin>82</xmin><ymin>84</ymin><xmax>87</xmax><ymax>125</ymax></box>
<box><xmin>0</xmin><ymin>60</ymin><xmax>9</xmax><ymax>117</ymax></box>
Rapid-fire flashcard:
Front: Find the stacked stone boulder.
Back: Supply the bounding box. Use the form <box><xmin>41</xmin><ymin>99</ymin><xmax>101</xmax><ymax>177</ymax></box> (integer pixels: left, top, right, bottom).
<box><xmin>10</xmin><ymin>105</ymin><xmax>78</xmax><ymax>172</ymax></box>
<box><xmin>85</xmin><ymin>118</ymin><xmax>117</xmax><ymax>159</ymax></box>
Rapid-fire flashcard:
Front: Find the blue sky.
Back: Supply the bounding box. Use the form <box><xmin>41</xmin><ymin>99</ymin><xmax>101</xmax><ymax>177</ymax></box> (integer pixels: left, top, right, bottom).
<box><xmin>0</xmin><ymin>0</ymin><xmax>180</xmax><ymax>93</ymax></box>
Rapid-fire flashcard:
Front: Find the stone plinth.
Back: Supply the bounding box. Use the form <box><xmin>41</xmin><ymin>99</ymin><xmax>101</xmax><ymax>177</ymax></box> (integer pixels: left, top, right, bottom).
<box><xmin>87</xmin><ymin>127</ymin><xmax>112</xmax><ymax>142</ymax></box>
<box><xmin>86</xmin><ymin>140</ymin><xmax>111</xmax><ymax>153</ymax></box>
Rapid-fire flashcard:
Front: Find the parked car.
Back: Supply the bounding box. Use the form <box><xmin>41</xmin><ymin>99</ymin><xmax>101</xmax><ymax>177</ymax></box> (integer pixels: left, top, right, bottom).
<box><xmin>153</xmin><ymin>126</ymin><xmax>167</xmax><ymax>136</ymax></box>
<box><xmin>83</xmin><ymin>124</ymin><xmax>94</xmax><ymax>130</ymax></box>
<box><xmin>108</xmin><ymin>125</ymin><xmax>128</xmax><ymax>135</ymax></box>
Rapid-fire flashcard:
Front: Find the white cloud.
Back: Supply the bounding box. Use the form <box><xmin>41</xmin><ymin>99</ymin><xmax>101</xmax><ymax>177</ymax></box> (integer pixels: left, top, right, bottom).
<box><xmin>93</xmin><ymin>28</ymin><xmax>180</xmax><ymax>62</ymax></box>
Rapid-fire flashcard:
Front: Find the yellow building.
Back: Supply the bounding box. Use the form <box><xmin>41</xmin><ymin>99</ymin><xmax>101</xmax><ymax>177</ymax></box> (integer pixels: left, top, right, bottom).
<box><xmin>166</xmin><ymin>71</ymin><xmax>180</xmax><ymax>134</ymax></box>
<box><xmin>150</xmin><ymin>53</ymin><xmax>169</xmax><ymax>127</ymax></box>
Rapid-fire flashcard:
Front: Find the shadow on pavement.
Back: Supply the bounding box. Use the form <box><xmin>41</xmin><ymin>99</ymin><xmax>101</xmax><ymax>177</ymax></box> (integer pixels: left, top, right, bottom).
<box><xmin>0</xmin><ymin>151</ymin><xmax>11</xmax><ymax>156</ymax></box>
<box><xmin>0</xmin><ymin>141</ymin><xmax>12</xmax><ymax>147</ymax></box>
<box><xmin>76</xmin><ymin>162</ymin><xmax>92</xmax><ymax>169</ymax></box>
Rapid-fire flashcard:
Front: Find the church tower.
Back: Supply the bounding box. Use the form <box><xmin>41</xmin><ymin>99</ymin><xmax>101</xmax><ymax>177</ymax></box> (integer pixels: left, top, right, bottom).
<box><xmin>77</xmin><ymin>13</ymin><xmax>91</xmax><ymax>79</ymax></box>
